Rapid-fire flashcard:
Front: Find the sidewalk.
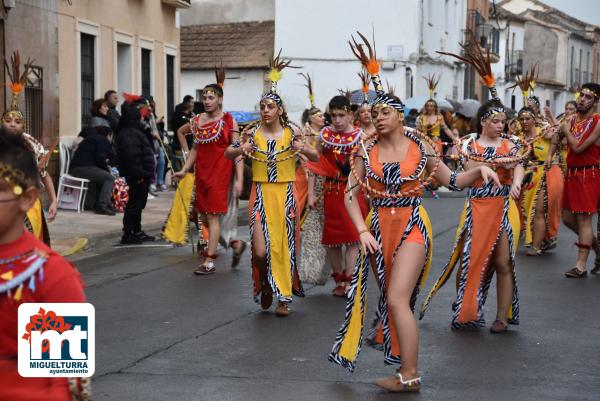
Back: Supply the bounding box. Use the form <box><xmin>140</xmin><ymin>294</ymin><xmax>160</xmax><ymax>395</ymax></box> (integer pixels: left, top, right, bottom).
<box><xmin>49</xmin><ymin>190</ymin><xmax>176</xmax><ymax>257</ymax></box>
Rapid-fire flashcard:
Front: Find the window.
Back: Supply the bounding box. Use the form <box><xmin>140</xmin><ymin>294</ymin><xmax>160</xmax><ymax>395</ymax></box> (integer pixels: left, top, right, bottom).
<box><xmin>141</xmin><ymin>48</ymin><xmax>151</xmax><ymax>97</ymax></box>
<box><xmin>80</xmin><ymin>33</ymin><xmax>95</xmax><ymax>128</ymax></box>
<box><xmin>570</xmin><ymin>46</ymin><xmax>574</xmax><ymax>86</ymax></box>
<box><xmin>24</xmin><ymin>66</ymin><xmax>43</xmax><ymax>141</ymax></box>
<box><xmin>405</xmin><ymin>68</ymin><xmax>413</xmax><ymax>99</ymax></box>
<box><xmin>117</xmin><ymin>43</ymin><xmax>133</xmax><ymax>95</ymax></box>
<box><xmin>579</xmin><ymin>48</ymin><xmax>583</xmax><ymax>85</ymax></box>
<box><xmin>586</xmin><ymin>51</ymin><xmax>590</xmax><ymax>83</ymax></box>
<box><xmin>166</xmin><ymin>54</ymin><xmax>175</xmax><ymax>119</ymax></box>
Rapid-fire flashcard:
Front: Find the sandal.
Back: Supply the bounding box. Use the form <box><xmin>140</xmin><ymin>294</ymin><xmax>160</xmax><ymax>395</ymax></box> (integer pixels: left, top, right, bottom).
<box><xmin>375</xmin><ymin>371</ymin><xmax>421</xmax><ymax>393</ymax></box>
<box><xmin>564</xmin><ymin>266</ymin><xmax>587</xmax><ymax>278</ymax></box>
<box><xmin>592</xmin><ymin>260</ymin><xmax>600</xmax><ymax>274</ymax></box>
<box><xmin>194</xmin><ymin>254</ymin><xmax>216</xmax><ymax>275</ymax></box>
<box><xmin>490</xmin><ymin>319</ymin><xmax>508</xmax><ymax>333</ymax></box>
<box><xmin>260</xmin><ymin>280</ymin><xmax>273</xmax><ymax>310</ymax></box>
<box><xmin>527</xmin><ymin>246</ymin><xmax>542</xmax><ymax>256</ymax></box>
<box><xmin>275</xmin><ymin>301</ymin><xmax>289</xmax><ymax>317</ymax></box>
<box><xmin>230</xmin><ymin>240</ymin><xmax>247</xmax><ymax>268</ymax></box>
<box><xmin>541</xmin><ymin>238</ymin><xmax>557</xmax><ymax>251</ymax></box>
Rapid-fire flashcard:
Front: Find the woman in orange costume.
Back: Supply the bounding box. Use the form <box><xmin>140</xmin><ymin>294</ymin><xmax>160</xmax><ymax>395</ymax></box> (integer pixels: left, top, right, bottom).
<box><xmin>421</xmin><ymin>41</ymin><xmax>525</xmax><ymax>334</ymax></box>
<box><xmin>329</xmin><ymin>32</ymin><xmax>500</xmax><ymax>393</ymax></box>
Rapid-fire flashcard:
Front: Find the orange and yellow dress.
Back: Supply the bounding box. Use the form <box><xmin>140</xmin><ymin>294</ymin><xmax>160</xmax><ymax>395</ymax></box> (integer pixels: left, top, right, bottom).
<box><xmin>329</xmin><ymin>131</ymin><xmax>433</xmax><ymax>371</ymax></box>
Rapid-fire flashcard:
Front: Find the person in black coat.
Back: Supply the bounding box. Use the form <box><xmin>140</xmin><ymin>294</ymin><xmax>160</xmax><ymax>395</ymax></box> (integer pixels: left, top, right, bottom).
<box><xmin>116</xmin><ymin>106</ymin><xmax>156</xmax><ymax>244</ymax></box>
<box><xmin>70</xmin><ymin>126</ymin><xmax>116</xmax><ymax>215</ymax></box>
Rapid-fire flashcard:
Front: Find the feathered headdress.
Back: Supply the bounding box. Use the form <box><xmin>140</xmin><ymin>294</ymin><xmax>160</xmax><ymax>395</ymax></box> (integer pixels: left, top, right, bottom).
<box><xmin>358</xmin><ymin>69</ymin><xmax>370</xmax><ymax>104</ymax></box>
<box><xmin>508</xmin><ymin>64</ymin><xmax>537</xmax><ymax>104</ymax></box>
<box><xmin>349</xmin><ymin>31</ymin><xmax>404</xmax><ymax>112</ymax></box>
<box><xmin>201</xmin><ymin>60</ymin><xmax>226</xmax><ymax>97</ymax></box>
<box><xmin>423</xmin><ymin>74</ymin><xmax>440</xmax><ymax>99</ymax></box>
<box><xmin>262</xmin><ymin>49</ymin><xmax>297</xmax><ymax>106</ymax></box>
<box><xmin>299</xmin><ymin>72</ymin><xmax>315</xmax><ymax>107</ymax></box>
<box><xmin>215</xmin><ymin>60</ymin><xmax>226</xmax><ymax>88</ymax></box>
<box><xmin>4</xmin><ymin>51</ymin><xmax>34</xmax><ymax>120</ymax></box>
<box><xmin>437</xmin><ymin>32</ymin><xmax>500</xmax><ymax>102</ymax></box>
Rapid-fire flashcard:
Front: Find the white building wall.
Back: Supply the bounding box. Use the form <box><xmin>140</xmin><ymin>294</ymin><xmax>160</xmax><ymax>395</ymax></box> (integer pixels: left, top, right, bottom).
<box><xmin>181</xmin><ymin>69</ymin><xmax>266</xmax><ymax>112</ymax></box>
<box><xmin>274</xmin><ymin>0</ymin><xmax>466</xmax><ymax>121</ymax></box>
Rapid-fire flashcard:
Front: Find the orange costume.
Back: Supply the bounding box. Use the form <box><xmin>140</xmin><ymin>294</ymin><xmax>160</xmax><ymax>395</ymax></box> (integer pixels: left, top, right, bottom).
<box><xmin>329</xmin><ymin>130</ymin><xmax>433</xmax><ymax>370</ymax></box>
<box><xmin>421</xmin><ymin>135</ymin><xmax>521</xmax><ymax>328</ymax></box>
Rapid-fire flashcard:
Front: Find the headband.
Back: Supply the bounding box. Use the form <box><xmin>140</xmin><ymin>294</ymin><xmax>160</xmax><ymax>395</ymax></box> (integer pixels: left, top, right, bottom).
<box><xmin>480</xmin><ymin>106</ymin><xmax>506</xmax><ymax>122</ymax></box>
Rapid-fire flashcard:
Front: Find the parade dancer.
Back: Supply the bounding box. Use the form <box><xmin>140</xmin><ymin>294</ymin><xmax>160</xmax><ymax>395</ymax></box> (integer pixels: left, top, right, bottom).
<box><xmin>329</xmin><ymin>32</ymin><xmax>500</xmax><ymax>393</ymax></box>
<box><xmin>0</xmin><ymin>133</ymin><xmax>88</xmax><ymax>401</ymax></box>
<box><xmin>416</xmin><ymin>74</ymin><xmax>458</xmax><ymax>156</ymax></box>
<box><xmin>308</xmin><ymin>94</ymin><xmax>368</xmax><ymax>297</ymax></box>
<box><xmin>354</xmin><ymin>70</ymin><xmax>376</xmax><ymax>135</ymax></box>
<box><xmin>1</xmin><ymin>51</ymin><xmax>57</xmax><ymax>245</ymax></box>
<box><xmin>225</xmin><ymin>51</ymin><xmax>318</xmax><ymax>316</ymax></box>
<box><xmin>173</xmin><ymin>65</ymin><xmax>247</xmax><ymax>273</ymax></box>
<box><xmin>549</xmin><ymin>83</ymin><xmax>600</xmax><ymax>277</ymax></box>
<box><xmin>420</xmin><ymin>38</ymin><xmax>526</xmax><ymax>334</ymax></box>
<box><xmin>298</xmin><ymin>73</ymin><xmax>329</xmax><ymax>285</ymax></box>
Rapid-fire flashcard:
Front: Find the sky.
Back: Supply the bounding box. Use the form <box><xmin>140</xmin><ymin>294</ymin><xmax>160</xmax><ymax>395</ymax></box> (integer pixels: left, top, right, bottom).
<box><xmin>538</xmin><ymin>0</ymin><xmax>600</xmax><ymax>26</ymax></box>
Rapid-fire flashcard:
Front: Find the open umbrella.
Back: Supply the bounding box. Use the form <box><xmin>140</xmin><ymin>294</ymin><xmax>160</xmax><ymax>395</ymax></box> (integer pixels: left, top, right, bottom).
<box><xmin>350</xmin><ymin>89</ymin><xmax>377</xmax><ymax>104</ymax></box>
<box><xmin>457</xmin><ymin>99</ymin><xmax>481</xmax><ymax>118</ymax></box>
<box><xmin>404</xmin><ymin>95</ymin><xmax>454</xmax><ymax>112</ymax></box>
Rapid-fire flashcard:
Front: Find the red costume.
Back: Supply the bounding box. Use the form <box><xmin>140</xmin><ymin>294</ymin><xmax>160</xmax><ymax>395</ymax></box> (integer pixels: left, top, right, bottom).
<box><xmin>191</xmin><ymin>112</ymin><xmax>235</xmax><ymax>214</ymax></box>
<box><xmin>0</xmin><ymin>231</ymin><xmax>86</xmax><ymax>401</ymax></box>
<box><xmin>309</xmin><ymin>126</ymin><xmax>367</xmax><ymax>246</ymax></box>
<box><xmin>563</xmin><ymin>114</ymin><xmax>600</xmax><ymax>213</ymax></box>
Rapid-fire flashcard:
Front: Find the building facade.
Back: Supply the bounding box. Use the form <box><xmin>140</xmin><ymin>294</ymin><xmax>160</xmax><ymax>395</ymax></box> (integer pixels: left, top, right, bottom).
<box><xmin>181</xmin><ymin>0</ymin><xmax>468</xmax><ymax>121</ymax></box>
<box><xmin>57</xmin><ymin>0</ymin><xmax>188</xmax><ymax>140</ymax></box>
<box><xmin>492</xmin><ymin>0</ymin><xmax>598</xmax><ymax>114</ymax></box>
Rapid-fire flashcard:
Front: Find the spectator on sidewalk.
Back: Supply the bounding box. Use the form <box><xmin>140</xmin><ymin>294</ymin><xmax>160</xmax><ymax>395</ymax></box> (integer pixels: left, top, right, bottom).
<box><xmin>90</xmin><ymin>98</ymin><xmax>111</xmax><ymax>129</ymax></box>
<box><xmin>70</xmin><ymin>126</ymin><xmax>116</xmax><ymax>215</ymax></box>
<box><xmin>169</xmin><ymin>95</ymin><xmax>194</xmax><ymax>171</ymax></box>
<box><xmin>104</xmin><ymin>90</ymin><xmax>121</xmax><ymax>136</ymax></box>
<box><xmin>148</xmin><ymin>97</ymin><xmax>168</xmax><ymax>192</ymax></box>
<box><xmin>69</xmin><ymin>126</ymin><xmax>97</xmax><ymax>153</ymax></box>
<box><xmin>116</xmin><ymin>105</ymin><xmax>156</xmax><ymax>245</ymax></box>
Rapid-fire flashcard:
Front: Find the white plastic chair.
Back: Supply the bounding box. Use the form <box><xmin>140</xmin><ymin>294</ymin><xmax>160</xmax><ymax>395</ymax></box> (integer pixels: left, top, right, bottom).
<box><xmin>57</xmin><ymin>142</ymin><xmax>90</xmax><ymax>212</ymax></box>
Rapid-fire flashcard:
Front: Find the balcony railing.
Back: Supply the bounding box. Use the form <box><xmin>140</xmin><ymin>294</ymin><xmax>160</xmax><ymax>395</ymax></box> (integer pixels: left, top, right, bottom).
<box><xmin>463</xmin><ymin>9</ymin><xmax>500</xmax><ymax>63</ymax></box>
<box><xmin>461</xmin><ymin>28</ymin><xmax>500</xmax><ymax>63</ymax></box>
<box><xmin>162</xmin><ymin>0</ymin><xmax>191</xmax><ymax>8</ymax></box>
<box><xmin>505</xmin><ymin>50</ymin><xmax>524</xmax><ymax>80</ymax></box>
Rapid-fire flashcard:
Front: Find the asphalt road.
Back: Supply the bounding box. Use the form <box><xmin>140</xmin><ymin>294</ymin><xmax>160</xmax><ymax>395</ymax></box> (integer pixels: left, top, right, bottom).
<box><xmin>77</xmin><ymin>197</ymin><xmax>600</xmax><ymax>401</ymax></box>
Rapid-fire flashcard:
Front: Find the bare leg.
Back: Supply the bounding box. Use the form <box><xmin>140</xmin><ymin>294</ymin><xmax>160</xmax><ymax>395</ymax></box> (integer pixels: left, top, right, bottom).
<box><xmin>562</xmin><ymin>209</ymin><xmax>579</xmax><ymax>234</ymax></box>
<box><xmin>574</xmin><ymin>213</ymin><xmax>594</xmax><ymax>271</ymax></box>
<box><xmin>492</xmin><ymin>232</ymin><xmax>513</xmax><ymax>324</ymax></box>
<box><xmin>531</xmin><ymin>189</ymin><xmax>546</xmax><ymax>251</ymax></box>
<box><xmin>387</xmin><ymin>242</ymin><xmax>426</xmax><ymax>380</ymax></box>
<box><xmin>344</xmin><ymin>244</ymin><xmax>360</xmax><ymax>276</ymax></box>
<box><xmin>252</xmin><ymin>221</ymin><xmax>267</xmax><ymax>278</ymax></box>
<box><xmin>205</xmin><ymin>214</ymin><xmax>221</xmax><ymax>257</ymax></box>
<box><xmin>327</xmin><ymin>247</ymin><xmax>343</xmax><ymax>274</ymax></box>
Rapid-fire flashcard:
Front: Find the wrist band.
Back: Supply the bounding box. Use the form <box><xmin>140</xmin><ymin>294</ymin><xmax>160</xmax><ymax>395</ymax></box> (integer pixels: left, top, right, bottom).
<box><xmin>358</xmin><ymin>228</ymin><xmax>370</xmax><ymax>235</ymax></box>
<box><xmin>448</xmin><ymin>170</ymin><xmax>460</xmax><ymax>191</ymax></box>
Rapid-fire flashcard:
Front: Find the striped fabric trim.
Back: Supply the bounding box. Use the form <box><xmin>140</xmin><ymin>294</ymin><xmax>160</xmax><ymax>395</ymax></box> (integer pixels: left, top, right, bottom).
<box><xmin>266</xmin><ymin>140</ymin><xmax>278</xmax><ymax>182</ymax></box>
<box><xmin>365</xmin><ymin>130</ymin><xmax>427</xmax><ymax>186</ymax></box>
<box><xmin>329</xmin><ymin>197</ymin><xmax>431</xmax><ymax>370</ymax></box>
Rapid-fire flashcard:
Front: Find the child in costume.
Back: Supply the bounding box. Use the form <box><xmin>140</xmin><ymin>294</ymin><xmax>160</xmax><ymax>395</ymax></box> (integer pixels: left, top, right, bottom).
<box><xmin>173</xmin><ymin>65</ymin><xmax>246</xmax><ymax>273</ymax></box>
<box><xmin>2</xmin><ymin>51</ymin><xmax>57</xmax><ymax>245</ymax></box>
<box><xmin>0</xmin><ymin>133</ymin><xmax>88</xmax><ymax>401</ymax></box>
